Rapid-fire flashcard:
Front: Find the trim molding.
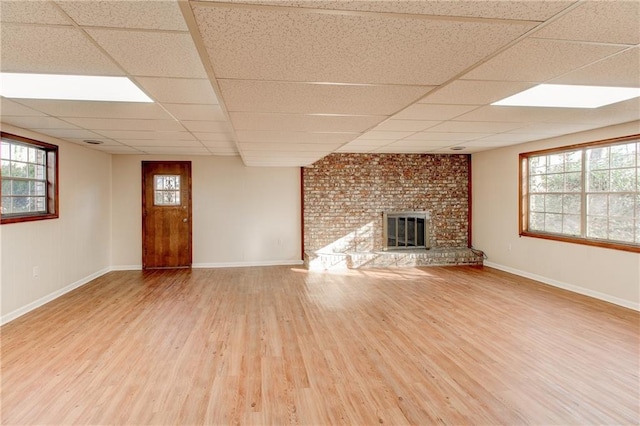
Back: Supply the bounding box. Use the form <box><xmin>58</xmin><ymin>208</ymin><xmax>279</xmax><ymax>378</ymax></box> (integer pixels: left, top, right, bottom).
<box><xmin>484</xmin><ymin>261</ymin><xmax>640</xmax><ymax>312</ymax></box>
<box><xmin>110</xmin><ymin>265</ymin><xmax>143</xmax><ymax>271</ymax></box>
<box><xmin>112</xmin><ymin>261</ymin><xmax>304</xmax><ymax>270</ymax></box>
<box><xmin>0</xmin><ymin>267</ymin><xmax>111</xmax><ymax>326</ymax></box>
<box><xmin>111</xmin><ymin>261</ymin><xmax>304</xmax><ymax>270</ymax></box>
<box><xmin>192</xmin><ymin>260</ymin><xmax>304</xmax><ymax>268</ymax></box>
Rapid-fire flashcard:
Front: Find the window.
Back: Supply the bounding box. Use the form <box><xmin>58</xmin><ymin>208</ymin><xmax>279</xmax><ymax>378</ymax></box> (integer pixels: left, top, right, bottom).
<box><xmin>1</xmin><ymin>133</ymin><xmax>58</xmax><ymax>224</ymax></box>
<box><xmin>520</xmin><ymin>134</ymin><xmax>639</xmax><ymax>253</ymax></box>
<box><xmin>154</xmin><ymin>175</ymin><xmax>180</xmax><ymax>206</ymax></box>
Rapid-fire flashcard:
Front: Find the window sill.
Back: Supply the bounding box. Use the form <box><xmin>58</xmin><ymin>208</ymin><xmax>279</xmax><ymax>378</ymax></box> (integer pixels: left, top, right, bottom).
<box><xmin>1</xmin><ymin>213</ymin><xmax>59</xmax><ymax>225</ymax></box>
<box><xmin>520</xmin><ymin>231</ymin><xmax>640</xmax><ymax>253</ymax></box>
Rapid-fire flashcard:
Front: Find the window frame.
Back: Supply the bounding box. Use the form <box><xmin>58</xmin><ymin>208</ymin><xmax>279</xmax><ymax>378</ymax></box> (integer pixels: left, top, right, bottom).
<box><xmin>519</xmin><ymin>134</ymin><xmax>640</xmax><ymax>253</ymax></box>
<box><xmin>1</xmin><ymin>132</ymin><xmax>59</xmax><ymax>225</ymax></box>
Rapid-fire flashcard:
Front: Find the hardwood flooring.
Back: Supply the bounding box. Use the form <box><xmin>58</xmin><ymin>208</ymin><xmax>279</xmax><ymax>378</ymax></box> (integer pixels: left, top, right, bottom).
<box><xmin>1</xmin><ymin>265</ymin><xmax>638</xmax><ymax>425</ymax></box>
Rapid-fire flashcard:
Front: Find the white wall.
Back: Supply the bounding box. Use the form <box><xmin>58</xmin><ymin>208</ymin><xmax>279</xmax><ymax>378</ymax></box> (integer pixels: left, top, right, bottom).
<box><xmin>1</xmin><ymin>125</ymin><xmax>112</xmax><ymax>323</ymax></box>
<box><xmin>111</xmin><ymin>155</ymin><xmax>301</xmax><ymax>268</ymax></box>
<box><xmin>473</xmin><ymin>121</ymin><xmax>640</xmax><ymax>310</ymax></box>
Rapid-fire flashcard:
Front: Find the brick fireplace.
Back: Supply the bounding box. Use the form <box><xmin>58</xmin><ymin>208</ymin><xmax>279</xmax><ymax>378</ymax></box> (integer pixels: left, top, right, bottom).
<box><xmin>302</xmin><ymin>153</ymin><xmax>482</xmax><ymax>269</ymax></box>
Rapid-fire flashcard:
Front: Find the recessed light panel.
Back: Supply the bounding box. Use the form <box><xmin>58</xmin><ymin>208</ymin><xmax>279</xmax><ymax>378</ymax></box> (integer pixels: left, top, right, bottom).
<box><xmin>0</xmin><ymin>73</ymin><xmax>153</xmax><ymax>102</ymax></box>
<box><xmin>492</xmin><ymin>84</ymin><xmax>640</xmax><ymax>108</ymax></box>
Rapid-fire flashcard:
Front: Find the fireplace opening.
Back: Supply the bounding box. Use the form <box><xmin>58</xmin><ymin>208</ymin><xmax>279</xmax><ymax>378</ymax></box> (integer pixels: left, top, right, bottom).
<box><xmin>383</xmin><ymin>211</ymin><xmax>431</xmax><ymax>250</ymax></box>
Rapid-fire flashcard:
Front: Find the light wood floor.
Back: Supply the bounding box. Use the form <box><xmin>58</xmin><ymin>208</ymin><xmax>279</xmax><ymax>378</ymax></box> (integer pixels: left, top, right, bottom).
<box><xmin>1</xmin><ymin>265</ymin><xmax>638</xmax><ymax>425</ymax></box>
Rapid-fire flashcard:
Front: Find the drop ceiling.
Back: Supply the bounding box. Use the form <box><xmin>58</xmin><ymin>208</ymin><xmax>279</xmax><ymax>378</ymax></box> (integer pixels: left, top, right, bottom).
<box><xmin>0</xmin><ymin>0</ymin><xmax>638</xmax><ymax>166</ymax></box>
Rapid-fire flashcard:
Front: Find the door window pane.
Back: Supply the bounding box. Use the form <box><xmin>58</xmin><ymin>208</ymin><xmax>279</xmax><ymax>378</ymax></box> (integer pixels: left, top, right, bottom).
<box><xmin>153</xmin><ymin>175</ymin><xmax>181</xmax><ymax>206</ymax></box>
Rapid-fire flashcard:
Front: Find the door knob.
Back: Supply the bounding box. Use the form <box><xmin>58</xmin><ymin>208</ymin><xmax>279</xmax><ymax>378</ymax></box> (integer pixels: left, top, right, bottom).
<box><xmin>183</xmin><ymin>218</ymin><xmax>188</xmax><ymax>222</ymax></box>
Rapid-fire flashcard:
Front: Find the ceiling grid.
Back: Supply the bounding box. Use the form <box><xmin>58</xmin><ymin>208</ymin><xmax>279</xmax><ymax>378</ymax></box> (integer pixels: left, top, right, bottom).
<box><xmin>0</xmin><ymin>0</ymin><xmax>637</xmax><ymax>164</ymax></box>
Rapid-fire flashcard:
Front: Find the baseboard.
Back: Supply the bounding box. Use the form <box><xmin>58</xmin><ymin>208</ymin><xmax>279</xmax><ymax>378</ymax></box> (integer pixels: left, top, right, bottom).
<box><xmin>484</xmin><ymin>261</ymin><xmax>640</xmax><ymax>312</ymax></box>
<box><xmin>110</xmin><ymin>265</ymin><xmax>143</xmax><ymax>271</ymax></box>
<box><xmin>111</xmin><ymin>261</ymin><xmax>304</xmax><ymax>270</ymax></box>
<box><xmin>0</xmin><ymin>267</ymin><xmax>112</xmax><ymax>326</ymax></box>
<box><xmin>192</xmin><ymin>260</ymin><xmax>304</xmax><ymax>268</ymax></box>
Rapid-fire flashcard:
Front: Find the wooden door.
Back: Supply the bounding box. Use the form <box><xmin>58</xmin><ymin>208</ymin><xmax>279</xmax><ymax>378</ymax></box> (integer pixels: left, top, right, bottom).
<box><xmin>142</xmin><ymin>161</ymin><xmax>192</xmax><ymax>269</ymax></box>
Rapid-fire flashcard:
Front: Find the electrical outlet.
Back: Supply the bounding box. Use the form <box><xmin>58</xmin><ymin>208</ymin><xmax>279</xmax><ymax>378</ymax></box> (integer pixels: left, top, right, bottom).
<box><xmin>33</xmin><ymin>266</ymin><xmax>40</xmax><ymax>278</ymax></box>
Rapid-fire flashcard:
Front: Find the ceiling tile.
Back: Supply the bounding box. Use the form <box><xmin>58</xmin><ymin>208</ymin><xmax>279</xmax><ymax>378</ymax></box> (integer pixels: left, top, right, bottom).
<box><xmin>193</xmin><ymin>132</ymin><xmax>235</xmax><ymax>141</ymax></box>
<box><xmin>66</xmin><ymin>138</ymin><xmax>122</xmax><ymax>146</ymax></box>
<box><xmin>472</xmin><ymin>133</ymin><xmax>551</xmax><ymax>144</ymax></box>
<box><xmin>219</xmin><ymin>80</ymin><xmax>434</xmax><ymax>115</ymax></box>
<box><xmin>207</xmin><ymin>151</ymin><xmax>238</xmax><ymax>156</ymax></box>
<box><xmin>92</xmin><ymin>130</ymin><xmax>196</xmax><ymax>140</ymax></box>
<box><xmin>0</xmin><ymin>99</ymin><xmax>47</xmax><ymax>117</ymax></box>
<box><xmin>193</xmin><ymin>4</ymin><xmax>536</xmax><ymax>85</ymax></box>
<box><xmin>239</xmin><ymin>142</ymin><xmax>342</xmax><ymax>152</ymax></box>
<box><xmin>241</xmin><ymin>151</ymin><xmax>323</xmax><ymax>159</ymax></box>
<box><xmin>454</xmin><ymin>105</ymin><xmax>582</xmax><ymax>123</ymax></box>
<box><xmin>335</xmin><ymin>145</ymin><xmax>375</xmax><ymax>153</ymax></box>
<box><xmin>373</xmin><ymin>144</ymin><xmax>447</xmax><ymax>153</ymax></box>
<box><xmin>57</xmin><ymin>0</ymin><xmax>188</xmax><ymax>31</ymax></box>
<box><xmin>604</xmin><ymin>97</ymin><xmax>640</xmax><ymax>112</ymax></box>
<box><xmin>419</xmin><ymin>80</ymin><xmax>536</xmax><ymax>105</ymax></box>
<box><xmin>506</xmin><ymin>123</ymin><xmax>602</xmax><ymax>135</ymax></box>
<box><xmin>356</xmin><ymin>131</ymin><xmax>415</xmax><ymax>140</ymax></box>
<box><xmin>2</xmin><ymin>116</ymin><xmax>79</xmax><ymax>129</ymax></box>
<box><xmin>117</xmin><ymin>139</ymin><xmax>205</xmax><ymax>148</ymax></box>
<box><xmin>550</xmin><ymin>47</ymin><xmax>640</xmax><ymax>87</ymax></box>
<box><xmin>136</xmin><ymin>77</ymin><xmax>219</xmax><ymax>104</ymax></box>
<box><xmin>29</xmin><ymin>128</ymin><xmax>108</xmax><ymax>140</ymax></box>
<box><xmin>14</xmin><ymin>99</ymin><xmax>173</xmax><ymax>120</ymax></box>
<box><xmin>433</xmin><ymin>145</ymin><xmax>485</xmax><ymax>153</ymax></box>
<box><xmin>380</xmin><ymin>140</ymin><xmax>456</xmax><ymax>149</ymax></box>
<box><xmin>461</xmin><ymin>140</ymin><xmax>524</xmax><ymax>148</ymax></box>
<box><xmin>139</xmin><ymin>147</ymin><xmax>212</xmax><ymax>155</ymax></box>
<box><xmin>200</xmin><ymin>140</ymin><xmax>237</xmax><ymax>149</ymax></box>
<box><xmin>86</xmin><ymin>29</ymin><xmax>207</xmax><ymax>78</ymax></box>
<box><xmin>163</xmin><ymin>104</ymin><xmax>226</xmax><ymax>121</ymax></box>
<box><xmin>373</xmin><ymin>120</ymin><xmax>441</xmax><ymax>132</ymax></box>
<box><xmin>343</xmin><ymin>139</ymin><xmax>393</xmax><ymax>147</ymax></box>
<box><xmin>61</xmin><ymin>138</ymin><xmax>94</xmax><ymax>147</ymax></box>
<box><xmin>393</xmin><ymin>104</ymin><xmax>477</xmax><ymax>120</ymax></box>
<box><xmin>0</xmin><ymin>24</ymin><xmax>123</xmax><ymax>75</ymax></box>
<box><xmin>229</xmin><ymin>112</ymin><xmax>384</xmax><ymax>132</ymax></box>
<box><xmin>200</xmin><ymin>0</ymin><xmax>574</xmax><ymax>21</ymax></box>
<box><xmin>404</xmin><ymin>132</ymin><xmax>492</xmax><ymax>141</ymax></box>
<box><xmin>425</xmin><ymin>121</ymin><xmax>527</xmax><ymax>133</ymax></box>
<box><xmin>458</xmin><ymin>105</ymin><xmax>640</xmax><ymax>126</ymax></box>
<box><xmin>182</xmin><ymin>121</ymin><xmax>232</xmax><ymax>133</ymax></box>
<box><xmin>552</xmin><ymin>108</ymin><xmax>640</xmax><ymax>126</ymax></box>
<box><xmin>464</xmin><ymin>38</ymin><xmax>626</xmax><ymax>82</ymax></box>
<box><xmin>0</xmin><ymin>1</ymin><xmax>70</xmax><ymax>25</ymax></box>
<box><xmin>243</xmin><ymin>160</ymin><xmax>315</xmax><ymax>167</ymax></box>
<box><xmin>94</xmin><ymin>146</ymin><xmax>145</xmax><ymax>154</ymax></box>
<box><xmin>533</xmin><ymin>1</ymin><xmax>640</xmax><ymax>45</ymax></box>
<box><xmin>64</xmin><ymin>117</ymin><xmax>184</xmax><ymax>131</ymax></box>
<box><xmin>235</xmin><ymin>130</ymin><xmax>358</xmax><ymax>144</ymax></box>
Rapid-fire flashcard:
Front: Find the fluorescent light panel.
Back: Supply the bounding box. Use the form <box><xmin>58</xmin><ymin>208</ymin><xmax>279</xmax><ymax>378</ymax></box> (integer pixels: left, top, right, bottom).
<box><xmin>0</xmin><ymin>73</ymin><xmax>153</xmax><ymax>102</ymax></box>
<box><xmin>492</xmin><ymin>84</ymin><xmax>640</xmax><ymax>108</ymax></box>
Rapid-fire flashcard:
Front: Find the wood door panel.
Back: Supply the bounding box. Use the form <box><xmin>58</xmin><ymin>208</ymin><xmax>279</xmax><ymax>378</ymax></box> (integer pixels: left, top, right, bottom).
<box><xmin>142</xmin><ymin>161</ymin><xmax>192</xmax><ymax>269</ymax></box>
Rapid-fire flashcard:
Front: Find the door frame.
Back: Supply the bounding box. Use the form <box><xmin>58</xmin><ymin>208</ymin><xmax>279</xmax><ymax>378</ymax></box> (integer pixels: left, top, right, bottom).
<box><xmin>141</xmin><ymin>160</ymin><xmax>193</xmax><ymax>269</ymax></box>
